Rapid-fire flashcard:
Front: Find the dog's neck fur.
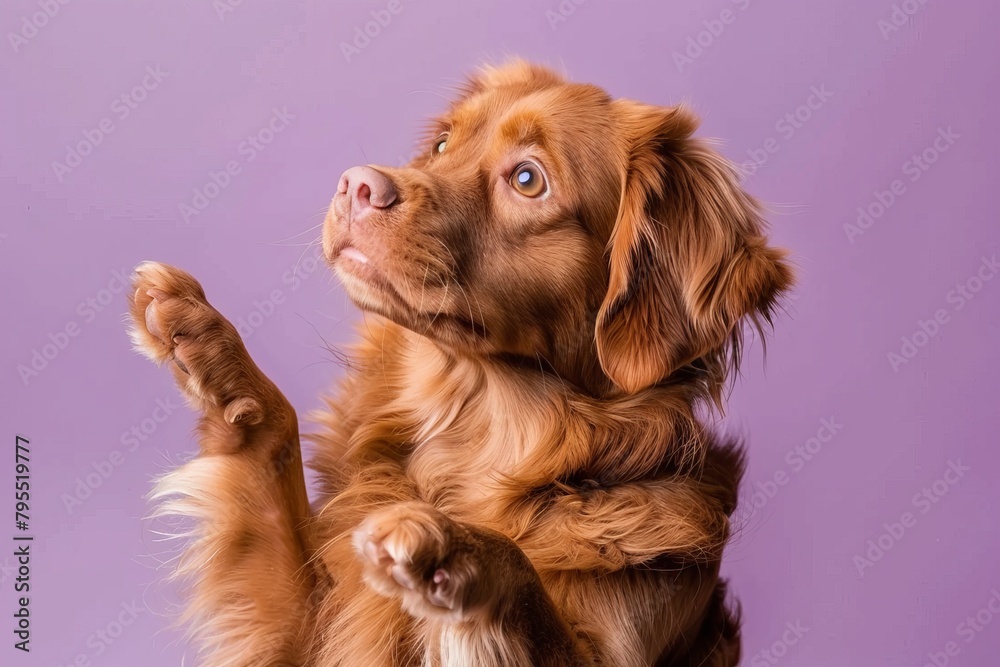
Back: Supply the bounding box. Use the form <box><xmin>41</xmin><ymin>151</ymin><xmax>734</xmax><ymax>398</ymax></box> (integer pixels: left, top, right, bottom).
<box><xmin>322</xmin><ymin>317</ymin><xmax>711</xmax><ymax>513</ymax></box>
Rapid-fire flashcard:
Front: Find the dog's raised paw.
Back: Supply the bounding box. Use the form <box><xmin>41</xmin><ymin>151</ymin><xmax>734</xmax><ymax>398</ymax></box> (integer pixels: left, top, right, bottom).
<box><xmin>128</xmin><ymin>261</ymin><xmax>210</xmax><ymax>367</ymax></box>
<box><xmin>126</xmin><ymin>262</ymin><xmax>277</xmax><ymax>428</ymax></box>
<box><xmin>353</xmin><ymin>502</ymin><xmax>473</xmax><ymax>617</ymax></box>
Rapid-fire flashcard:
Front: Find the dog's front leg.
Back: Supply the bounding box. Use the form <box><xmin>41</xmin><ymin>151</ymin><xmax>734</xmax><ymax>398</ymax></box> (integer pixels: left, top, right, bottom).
<box><xmin>353</xmin><ymin>501</ymin><xmax>588</xmax><ymax>666</ymax></box>
<box><xmin>128</xmin><ymin>262</ymin><xmax>316</xmax><ymax>666</ymax></box>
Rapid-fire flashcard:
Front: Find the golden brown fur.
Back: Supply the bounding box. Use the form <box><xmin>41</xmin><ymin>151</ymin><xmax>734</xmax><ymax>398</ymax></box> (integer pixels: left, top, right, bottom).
<box><xmin>127</xmin><ymin>61</ymin><xmax>792</xmax><ymax>666</ymax></box>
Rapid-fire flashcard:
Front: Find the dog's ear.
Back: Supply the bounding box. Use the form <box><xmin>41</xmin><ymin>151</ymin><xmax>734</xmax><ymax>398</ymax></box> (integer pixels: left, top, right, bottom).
<box><xmin>595</xmin><ymin>101</ymin><xmax>793</xmax><ymax>396</ymax></box>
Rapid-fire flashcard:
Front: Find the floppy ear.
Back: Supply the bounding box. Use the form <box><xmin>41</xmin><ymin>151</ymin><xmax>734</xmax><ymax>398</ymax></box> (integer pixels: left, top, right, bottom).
<box><xmin>595</xmin><ymin>101</ymin><xmax>793</xmax><ymax>396</ymax></box>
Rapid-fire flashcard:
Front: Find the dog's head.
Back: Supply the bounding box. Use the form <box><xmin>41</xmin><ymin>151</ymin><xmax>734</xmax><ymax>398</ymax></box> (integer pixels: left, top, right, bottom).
<box><xmin>324</xmin><ymin>61</ymin><xmax>792</xmax><ymax>398</ymax></box>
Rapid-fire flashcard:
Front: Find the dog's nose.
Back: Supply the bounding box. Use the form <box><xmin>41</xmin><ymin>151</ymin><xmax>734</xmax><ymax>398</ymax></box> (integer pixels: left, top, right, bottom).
<box><xmin>338</xmin><ymin>166</ymin><xmax>398</xmax><ymax>219</ymax></box>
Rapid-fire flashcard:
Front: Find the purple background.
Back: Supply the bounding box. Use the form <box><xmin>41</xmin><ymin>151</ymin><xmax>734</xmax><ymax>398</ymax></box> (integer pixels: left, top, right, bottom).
<box><xmin>2</xmin><ymin>1</ymin><xmax>998</xmax><ymax>665</ymax></box>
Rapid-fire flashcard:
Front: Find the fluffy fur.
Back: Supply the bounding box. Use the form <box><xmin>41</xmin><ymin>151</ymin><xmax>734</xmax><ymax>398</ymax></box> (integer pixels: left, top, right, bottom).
<box><xmin>128</xmin><ymin>61</ymin><xmax>792</xmax><ymax>666</ymax></box>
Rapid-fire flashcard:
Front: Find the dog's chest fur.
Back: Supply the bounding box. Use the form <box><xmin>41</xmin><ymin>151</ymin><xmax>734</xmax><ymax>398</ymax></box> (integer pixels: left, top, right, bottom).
<box><xmin>398</xmin><ymin>344</ymin><xmax>555</xmax><ymax>523</ymax></box>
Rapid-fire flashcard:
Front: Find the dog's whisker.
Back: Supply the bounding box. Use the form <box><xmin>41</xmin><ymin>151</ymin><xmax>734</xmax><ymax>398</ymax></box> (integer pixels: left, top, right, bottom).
<box><xmin>404</xmin><ymin>88</ymin><xmax>454</xmax><ymax>104</ymax></box>
<box><xmin>416</xmin><ymin>264</ymin><xmax>429</xmax><ymax>314</ymax></box>
<box><xmin>421</xmin><ymin>281</ymin><xmax>449</xmax><ymax>336</ymax></box>
<box><xmin>265</xmin><ymin>220</ymin><xmax>326</xmax><ymax>245</ymax></box>
<box><xmin>290</xmin><ymin>236</ymin><xmax>322</xmax><ymax>278</ymax></box>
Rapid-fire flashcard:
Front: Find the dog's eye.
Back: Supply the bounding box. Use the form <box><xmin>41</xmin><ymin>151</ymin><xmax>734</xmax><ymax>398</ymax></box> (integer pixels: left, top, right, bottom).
<box><xmin>433</xmin><ymin>133</ymin><xmax>449</xmax><ymax>155</ymax></box>
<box><xmin>509</xmin><ymin>162</ymin><xmax>547</xmax><ymax>198</ymax></box>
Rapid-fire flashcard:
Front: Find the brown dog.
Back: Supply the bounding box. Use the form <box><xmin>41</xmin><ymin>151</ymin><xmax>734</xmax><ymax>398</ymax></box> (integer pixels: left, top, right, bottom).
<box><xmin>128</xmin><ymin>61</ymin><xmax>792</xmax><ymax>666</ymax></box>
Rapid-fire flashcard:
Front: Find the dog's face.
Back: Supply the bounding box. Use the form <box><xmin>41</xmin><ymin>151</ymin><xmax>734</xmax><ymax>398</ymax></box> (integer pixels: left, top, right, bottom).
<box><xmin>324</xmin><ymin>61</ymin><xmax>792</xmax><ymax>397</ymax></box>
